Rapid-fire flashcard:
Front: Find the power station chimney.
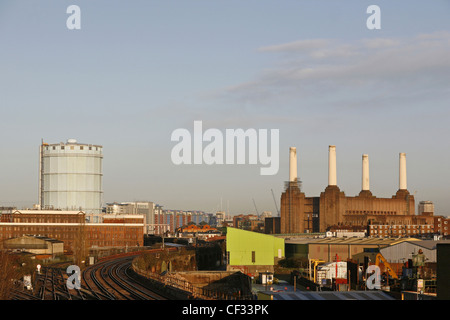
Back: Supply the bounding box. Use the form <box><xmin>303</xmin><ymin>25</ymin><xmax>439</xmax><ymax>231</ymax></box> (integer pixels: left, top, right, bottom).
<box><xmin>328</xmin><ymin>145</ymin><xmax>337</xmax><ymax>186</ymax></box>
<box><xmin>362</xmin><ymin>154</ymin><xmax>370</xmax><ymax>191</ymax></box>
<box><xmin>399</xmin><ymin>152</ymin><xmax>407</xmax><ymax>190</ymax></box>
<box><xmin>289</xmin><ymin>147</ymin><xmax>297</xmax><ymax>182</ymax></box>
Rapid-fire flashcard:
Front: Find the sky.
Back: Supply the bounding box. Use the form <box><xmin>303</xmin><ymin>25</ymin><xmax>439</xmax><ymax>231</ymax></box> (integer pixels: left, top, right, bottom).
<box><xmin>0</xmin><ymin>1</ymin><xmax>450</xmax><ymax>216</ymax></box>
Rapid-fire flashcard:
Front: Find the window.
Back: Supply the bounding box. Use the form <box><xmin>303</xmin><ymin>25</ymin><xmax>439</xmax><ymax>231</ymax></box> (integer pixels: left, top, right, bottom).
<box><xmin>252</xmin><ymin>251</ymin><xmax>256</xmax><ymax>263</ymax></box>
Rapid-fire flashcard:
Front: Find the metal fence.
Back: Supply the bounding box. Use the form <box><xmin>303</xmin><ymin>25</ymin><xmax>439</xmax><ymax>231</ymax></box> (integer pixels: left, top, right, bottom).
<box><xmin>132</xmin><ymin>262</ymin><xmax>253</xmax><ymax>300</ymax></box>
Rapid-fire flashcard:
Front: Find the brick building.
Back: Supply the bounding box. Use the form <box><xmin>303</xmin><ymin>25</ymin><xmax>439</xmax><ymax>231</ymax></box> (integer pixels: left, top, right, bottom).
<box><xmin>434</xmin><ymin>216</ymin><xmax>450</xmax><ymax>237</ymax></box>
<box><xmin>368</xmin><ymin>223</ymin><xmax>434</xmax><ymax>237</ymax></box>
<box><xmin>281</xmin><ymin>146</ymin><xmax>434</xmax><ymax>234</ymax></box>
<box><xmin>233</xmin><ymin>214</ymin><xmax>264</xmax><ymax>232</ymax></box>
<box><xmin>0</xmin><ymin>210</ymin><xmax>144</xmax><ymax>253</ymax></box>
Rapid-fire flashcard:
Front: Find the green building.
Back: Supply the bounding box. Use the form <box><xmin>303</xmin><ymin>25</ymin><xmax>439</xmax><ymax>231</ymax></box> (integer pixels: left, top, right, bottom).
<box><xmin>226</xmin><ymin>227</ymin><xmax>285</xmax><ymax>276</ymax></box>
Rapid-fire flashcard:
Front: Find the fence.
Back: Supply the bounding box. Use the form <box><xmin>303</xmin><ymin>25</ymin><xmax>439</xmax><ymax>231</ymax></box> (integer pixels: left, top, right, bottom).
<box><xmin>132</xmin><ymin>262</ymin><xmax>253</xmax><ymax>300</ymax></box>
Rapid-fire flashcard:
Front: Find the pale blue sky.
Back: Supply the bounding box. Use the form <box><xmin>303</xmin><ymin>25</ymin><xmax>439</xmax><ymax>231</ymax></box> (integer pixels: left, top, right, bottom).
<box><xmin>1</xmin><ymin>1</ymin><xmax>450</xmax><ymax>216</ymax></box>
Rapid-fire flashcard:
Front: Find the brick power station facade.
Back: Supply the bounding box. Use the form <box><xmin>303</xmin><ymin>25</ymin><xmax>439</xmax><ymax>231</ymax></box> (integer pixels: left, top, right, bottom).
<box><xmin>281</xmin><ymin>146</ymin><xmax>434</xmax><ymax>234</ymax></box>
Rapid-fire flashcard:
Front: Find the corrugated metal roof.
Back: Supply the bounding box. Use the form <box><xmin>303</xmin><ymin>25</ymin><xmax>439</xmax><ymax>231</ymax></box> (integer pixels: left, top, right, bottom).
<box><xmin>407</xmin><ymin>240</ymin><xmax>450</xmax><ymax>250</ymax></box>
<box><xmin>286</xmin><ymin>237</ymin><xmax>410</xmax><ymax>246</ymax></box>
<box><xmin>261</xmin><ymin>290</ymin><xmax>395</xmax><ymax>300</ymax></box>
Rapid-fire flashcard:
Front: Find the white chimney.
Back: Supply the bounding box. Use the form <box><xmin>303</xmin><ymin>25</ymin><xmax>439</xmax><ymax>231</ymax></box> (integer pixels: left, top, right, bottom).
<box><xmin>328</xmin><ymin>145</ymin><xmax>337</xmax><ymax>186</ymax></box>
<box><xmin>289</xmin><ymin>147</ymin><xmax>297</xmax><ymax>182</ymax></box>
<box><xmin>399</xmin><ymin>152</ymin><xmax>407</xmax><ymax>190</ymax></box>
<box><xmin>362</xmin><ymin>154</ymin><xmax>370</xmax><ymax>191</ymax></box>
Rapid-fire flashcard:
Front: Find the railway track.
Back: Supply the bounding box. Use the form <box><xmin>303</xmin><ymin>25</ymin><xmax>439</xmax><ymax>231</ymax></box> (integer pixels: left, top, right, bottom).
<box><xmin>82</xmin><ymin>251</ymin><xmax>169</xmax><ymax>300</ymax></box>
<box><xmin>35</xmin><ymin>266</ymin><xmax>87</xmax><ymax>300</ymax></box>
<box><xmin>10</xmin><ymin>249</ymin><xmax>171</xmax><ymax>300</ymax></box>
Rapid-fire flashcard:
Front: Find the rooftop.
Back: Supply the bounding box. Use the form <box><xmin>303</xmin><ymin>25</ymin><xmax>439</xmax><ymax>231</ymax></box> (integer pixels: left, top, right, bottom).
<box><xmin>258</xmin><ymin>290</ymin><xmax>395</xmax><ymax>300</ymax></box>
<box><xmin>285</xmin><ymin>237</ymin><xmax>421</xmax><ymax>246</ymax></box>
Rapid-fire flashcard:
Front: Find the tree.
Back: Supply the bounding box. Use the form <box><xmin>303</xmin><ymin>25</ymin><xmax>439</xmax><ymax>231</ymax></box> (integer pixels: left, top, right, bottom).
<box><xmin>73</xmin><ymin>213</ymin><xmax>88</xmax><ymax>267</ymax></box>
<box><xmin>0</xmin><ymin>250</ymin><xmax>18</xmax><ymax>299</ymax></box>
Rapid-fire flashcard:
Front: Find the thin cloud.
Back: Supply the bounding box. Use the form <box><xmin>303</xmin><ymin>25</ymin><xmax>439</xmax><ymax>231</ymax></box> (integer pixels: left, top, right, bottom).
<box><xmin>215</xmin><ymin>31</ymin><xmax>450</xmax><ymax>111</ymax></box>
<box><xmin>258</xmin><ymin>39</ymin><xmax>334</xmax><ymax>52</ymax></box>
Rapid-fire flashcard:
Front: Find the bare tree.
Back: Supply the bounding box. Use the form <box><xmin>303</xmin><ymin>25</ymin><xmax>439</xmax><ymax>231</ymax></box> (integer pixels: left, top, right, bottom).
<box><xmin>0</xmin><ymin>250</ymin><xmax>18</xmax><ymax>300</ymax></box>
<box><xmin>73</xmin><ymin>213</ymin><xmax>87</xmax><ymax>267</ymax></box>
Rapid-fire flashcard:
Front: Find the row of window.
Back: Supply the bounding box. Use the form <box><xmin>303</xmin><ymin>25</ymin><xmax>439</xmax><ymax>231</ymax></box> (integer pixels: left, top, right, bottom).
<box><xmin>346</xmin><ymin>210</ymin><xmax>397</xmax><ymax>215</ymax></box>
<box><xmin>45</xmin><ymin>145</ymin><xmax>101</xmax><ymax>151</ymax></box>
<box><xmin>370</xmin><ymin>225</ymin><xmax>432</xmax><ymax>229</ymax></box>
<box><xmin>371</xmin><ymin>229</ymin><xmax>431</xmax><ymax>234</ymax></box>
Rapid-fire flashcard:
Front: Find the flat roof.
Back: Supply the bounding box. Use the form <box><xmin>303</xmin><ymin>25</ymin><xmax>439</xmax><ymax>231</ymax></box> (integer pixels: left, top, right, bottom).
<box><xmin>12</xmin><ymin>210</ymin><xmax>84</xmax><ymax>215</ymax></box>
<box><xmin>6</xmin><ymin>235</ymin><xmax>64</xmax><ymax>243</ymax></box>
<box><xmin>285</xmin><ymin>237</ymin><xmax>419</xmax><ymax>246</ymax></box>
<box><xmin>259</xmin><ymin>290</ymin><xmax>395</xmax><ymax>300</ymax></box>
<box><xmin>402</xmin><ymin>239</ymin><xmax>450</xmax><ymax>250</ymax></box>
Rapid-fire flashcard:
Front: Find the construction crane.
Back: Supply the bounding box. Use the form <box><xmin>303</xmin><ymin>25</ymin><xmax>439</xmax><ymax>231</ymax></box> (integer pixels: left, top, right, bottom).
<box><xmin>252</xmin><ymin>198</ymin><xmax>259</xmax><ymax>217</ymax></box>
<box><xmin>375</xmin><ymin>253</ymin><xmax>399</xmax><ymax>280</ymax></box>
<box><xmin>271</xmin><ymin>189</ymin><xmax>280</xmax><ymax>216</ymax></box>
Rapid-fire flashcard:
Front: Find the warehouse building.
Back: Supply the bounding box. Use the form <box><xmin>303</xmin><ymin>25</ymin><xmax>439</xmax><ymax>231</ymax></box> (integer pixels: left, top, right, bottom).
<box><xmin>2</xmin><ymin>235</ymin><xmax>64</xmax><ymax>258</ymax></box>
<box><xmin>226</xmin><ymin>227</ymin><xmax>285</xmax><ymax>277</ymax></box>
<box><xmin>285</xmin><ymin>237</ymin><xmax>417</xmax><ymax>263</ymax></box>
<box><xmin>379</xmin><ymin>239</ymin><xmax>450</xmax><ymax>264</ymax></box>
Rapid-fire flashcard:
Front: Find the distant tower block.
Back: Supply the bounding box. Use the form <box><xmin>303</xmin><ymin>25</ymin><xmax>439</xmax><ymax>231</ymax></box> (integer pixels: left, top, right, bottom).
<box><xmin>418</xmin><ymin>201</ymin><xmax>434</xmax><ymax>216</ymax></box>
<box><xmin>39</xmin><ymin>139</ymin><xmax>103</xmax><ymax>214</ymax></box>
<box><xmin>362</xmin><ymin>154</ymin><xmax>370</xmax><ymax>191</ymax></box>
<box><xmin>399</xmin><ymin>152</ymin><xmax>407</xmax><ymax>190</ymax></box>
<box><xmin>289</xmin><ymin>147</ymin><xmax>298</xmax><ymax>182</ymax></box>
<box><xmin>328</xmin><ymin>145</ymin><xmax>337</xmax><ymax>186</ymax></box>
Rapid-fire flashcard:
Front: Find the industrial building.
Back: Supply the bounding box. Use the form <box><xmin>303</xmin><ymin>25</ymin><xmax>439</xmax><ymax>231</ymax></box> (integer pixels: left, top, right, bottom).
<box><xmin>284</xmin><ymin>236</ymin><xmax>416</xmax><ymax>263</ymax></box>
<box><xmin>2</xmin><ymin>235</ymin><xmax>64</xmax><ymax>258</ymax></box>
<box><xmin>226</xmin><ymin>227</ymin><xmax>285</xmax><ymax>276</ymax></box>
<box><xmin>0</xmin><ymin>209</ymin><xmax>144</xmax><ymax>253</ymax></box>
<box><xmin>280</xmin><ymin>146</ymin><xmax>435</xmax><ymax>234</ymax></box>
<box><xmin>39</xmin><ymin>139</ymin><xmax>103</xmax><ymax>214</ymax></box>
<box><xmin>379</xmin><ymin>240</ymin><xmax>450</xmax><ymax>265</ymax></box>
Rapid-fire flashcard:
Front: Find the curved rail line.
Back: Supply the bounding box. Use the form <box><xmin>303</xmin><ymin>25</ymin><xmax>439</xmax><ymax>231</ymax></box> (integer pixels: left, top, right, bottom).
<box><xmin>82</xmin><ymin>250</ymin><xmax>170</xmax><ymax>300</ymax></box>
<box><xmin>11</xmin><ymin>249</ymin><xmax>173</xmax><ymax>300</ymax></box>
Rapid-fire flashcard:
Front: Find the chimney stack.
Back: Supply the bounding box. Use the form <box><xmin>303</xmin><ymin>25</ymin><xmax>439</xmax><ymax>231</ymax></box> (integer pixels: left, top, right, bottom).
<box><xmin>399</xmin><ymin>152</ymin><xmax>407</xmax><ymax>190</ymax></box>
<box><xmin>328</xmin><ymin>145</ymin><xmax>337</xmax><ymax>186</ymax></box>
<box><xmin>362</xmin><ymin>154</ymin><xmax>370</xmax><ymax>191</ymax></box>
<box><xmin>289</xmin><ymin>147</ymin><xmax>297</xmax><ymax>182</ymax></box>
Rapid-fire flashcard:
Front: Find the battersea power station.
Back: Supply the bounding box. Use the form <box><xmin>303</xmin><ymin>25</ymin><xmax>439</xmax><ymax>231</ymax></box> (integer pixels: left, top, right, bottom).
<box><xmin>280</xmin><ymin>146</ymin><xmax>434</xmax><ymax>234</ymax></box>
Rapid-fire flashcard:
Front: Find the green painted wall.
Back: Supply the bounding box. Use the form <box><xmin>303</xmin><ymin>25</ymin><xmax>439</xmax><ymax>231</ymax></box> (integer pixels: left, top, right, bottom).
<box><xmin>226</xmin><ymin>227</ymin><xmax>285</xmax><ymax>266</ymax></box>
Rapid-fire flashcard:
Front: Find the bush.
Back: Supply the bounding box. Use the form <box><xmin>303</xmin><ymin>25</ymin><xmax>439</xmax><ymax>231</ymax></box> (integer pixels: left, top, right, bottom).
<box><xmin>278</xmin><ymin>257</ymin><xmax>307</xmax><ymax>268</ymax></box>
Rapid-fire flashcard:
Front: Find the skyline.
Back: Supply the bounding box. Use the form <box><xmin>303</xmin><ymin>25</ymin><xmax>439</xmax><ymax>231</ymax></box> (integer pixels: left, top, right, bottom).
<box><xmin>1</xmin><ymin>1</ymin><xmax>450</xmax><ymax>216</ymax></box>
